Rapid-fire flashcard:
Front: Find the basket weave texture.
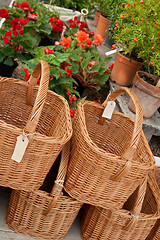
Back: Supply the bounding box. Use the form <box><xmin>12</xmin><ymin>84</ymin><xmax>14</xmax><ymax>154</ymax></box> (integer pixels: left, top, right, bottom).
<box><xmin>6</xmin><ymin>142</ymin><xmax>82</xmax><ymax>240</ymax></box>
<box><xmin>0</xmin><ymin>60</ymin><xmax>72</xmax><ymax>191</ymax></box>
<box><xmin>146</xmin><ymin>167</ymin><xmax>160</xmax><ymax>240</ymax></box>
<box><xmin>65</xmin><ymin>87</ymin><xmax>155</xmax><ymax>209</ymax></box>
<box><xmin>80</xmin><ymin>172</ymin><xmax>160</xmax><ymax>240</ymax></box>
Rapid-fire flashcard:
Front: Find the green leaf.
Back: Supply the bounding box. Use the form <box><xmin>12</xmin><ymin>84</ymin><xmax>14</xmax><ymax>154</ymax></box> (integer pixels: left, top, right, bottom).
<box><xmin>4</xmin><ymin>57</ymin><xmax>14</xmax><ymax>66</ymax></box>
<box><xmin>54</xmin><ymin>52</ymin><xmax>70</xmax><ymax>63</ymax></box>
<box><xmin>0</xmin><ymin>55</ymin><xmax>4</xmax><ymax>63</ymax></box>
<box><xmin>50</xmin><ymin>68</ymin><xmax>60</xmax><ymax>79</ymax></box>
<box><xmin>90</xmin><ymin>63</ymin><xmax>100</xmax><ymax>73</ymax></box>
<box><xmin>81</xmin><ymin>59</ymin><xmax>88</xmax><ymax>69</ymax></box>
<box><xmin>70</xmin><ymin>51</ymin><xmax>80</xmax><ymax>62</ymax></box>
<box><xmin>94</xmin><ymin>74</ymin><xmax>110</xmax><ymax>85</ymax></box>
<box><xmin>71</xmin><ymin>62</ymin><xmax>79</xmax><ymax>74</ymax></box>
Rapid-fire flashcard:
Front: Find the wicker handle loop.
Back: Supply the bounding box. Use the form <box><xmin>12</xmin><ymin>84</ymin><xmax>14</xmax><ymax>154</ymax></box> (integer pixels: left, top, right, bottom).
<box><xmin>43</xmin><ymin>141</ymin><xmax>70</xmax><ymax>216</ymax></box>
<box><xmin>24</xmin><ymin>60</ymin><xmax>50</xmax><ymax>133</ymax></box>
<box><xmin>100</xmin><ymin>87</ymin><xmax>143</xmax><ymax>181</ymax></box>
<box><xmin>123</xmin><ymin>177</ymin><xmax>147</xmax><ymax>232</ymax></box>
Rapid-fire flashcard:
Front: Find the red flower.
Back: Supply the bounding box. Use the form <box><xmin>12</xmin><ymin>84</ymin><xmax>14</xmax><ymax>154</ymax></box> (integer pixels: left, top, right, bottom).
<box><xmin>68</xmin><ymin>16</ymin><xmax>80</xmax><ymax>28</ymax></box>
<box><xmin>49</xmin><ymin>17</ymin><xmax>58</xmax><ymax>25</ymax></box>
<box><xmin>88</xmin><ymin>61</ymin><xmax>97</xmax><ymax>70</ymax></box>
<box><xmin>28</xmin><ymin>13</ymin><xmax>38</xmax><ymax>21</ymax></box>
<box><xmin>157</xmin><ymin>32</ymin><xmax>159</xmax><ymax>35</ymax></box>
<box><xmin>22</xmin><ymin>68</ymin><xmax>30</xmax><ymax>81</ymax></box>
<box><xmin>155</xmin><ymin>22</ymin><xmax>158</xmax><ymax>25</ymax></box>
<box><xmin>76</xmin><ymin>31</ymin><xmax>89</xmax><ymax>43</ymax></box>
<box><xmin>66</xmin><ymin>67</ymin><xmax>72</xmax><ymax>78</ymax></box>
<box><xmin>19</xmin><ymin>29</ymin><xmax>24</xmax><ymax>35</ymax></box>
<box><xmin>125</xmin><ymin>3</ymin><xmax>130</xmax><ymax>9</ymax></box>
<box><xmin>5</xmin><ymin>31</ymin><xmax>12</xmax><ymax>36</ymax></box>
<box><xmin>91</xmin><ymin>3</ymin><xmax>94</xmax><ymax>6</ymax></box>
<box><xmin>134</xmin><ymin>37</ymin><xmax>137</xmax><ymax>42</ymax></box>
<box><xmin>2</xmin><ymin>36</ymin><xmax>9</xmax><ymax>43</ymax></box>
<box><xmin>150</xmin><ymin>62</ymin><xmax>153</xmax><ymax>66</ymax></box>
<box><xmin>60</xmin><ymin>36</ymin><xmax>72</xmax><ymax>49</ymax></box>
<box><xmin>19</xmin><ymin>18</ymin><xmax>28</xmax><ymax>25</ymax></box>
<box><xmin>140</xmin><ymin>0</ymin><xmax>144</xmax><ymax>4</ymax></box>
<box><xmin>112</xmin><ymin>44</ymin><xmax>117</xmax><ymax>49</ymax></box>
<box><xmin>131</xmin><ymin>18</ymin><xmax>134</xmax><ymax>21</ymax></box>
<box><xmin>37</xmin><ymin>79</ymin><xmax>40</xmax><ymax>85</ymax></box>
<box><xmin>16</xmin><ymin>25</ymin><xmax>22</xmax><ymax>30</ymax></box>
<box><xmin>61</xmin><ymin>61</ymin><xmax>70</xmax><ymax>70</ymax></box>
<box><xmin>70</xmin><ymin>108</ymin><xmax>76</xmax><ymax>118</ymax></box>
<box><xmin>105</xmin><ymin>69</ymin><xmax>110</xmax><ymax>73</ymax></box>
<box><xmin>89</xmin><ymin>31</ymin><xmax>94</xmax><ymax>36</ymax></box>
<box><xmin>20</xmin><ymin>2</ymin><xmax>31</xmax><ymax>12</ymax></box>
<box><xmin>86</xmin><ymin>38</ymin><xmax>93</xmax><ymax>47</ymax></box>
<box><xmin>151</xmin><ymin>35</ymin><xmax>154</xmax><ymax>41</ymax></box>
<box><xmin>12</xmin><ymin>1</ymin><xmax>19</xmax><ymax>8</ymax></box>
<box><xmin>44</xmin><ymin>47</ymin><xmax>54</xmax><ymax>54</ymax></box>
<box><xmin>79</xmin><ymin>22</ymin><xmax>88</xmax><ymax>31</ymax></box>
<box><xmin>10</xmin><ymin>18</ymin><xmax>19</xmax><ymax>30</ymax></box>
<box><xmin>77</xmin><ymin>42</ymin><xmax>86</xmax><ymax>49</ymax></box>
<box><xmin>109</xmin><ymin>64</ymin><xmax>114</xmax><ymax>71</ymax></box>
<box><xmin>67</xmin><ymin>89</ymin><xmax>70</xmax><ymax>96</ymax></box>
<box><xmin>13</xmin><ymin>30</ymin><xmax>19</xmax><ymax>37</ymax></box>
<box><xmin>119</xmin><ymin>58</ymin><xmax>123</xmax><ymax>63</ymax></box>
<box><xmin>151</xmin><ymin>46</ymin><xmax>155</xmax><ymax>50</ymax></box>
<box><xmin>0</xmin><ymin>9</ymin><xmax>9</xmax><ymax>18</ymax></box>
<box><xmin>94</xmin><ymin>34</ymin><xmax>103</xmax><ymax>45</ymax></box>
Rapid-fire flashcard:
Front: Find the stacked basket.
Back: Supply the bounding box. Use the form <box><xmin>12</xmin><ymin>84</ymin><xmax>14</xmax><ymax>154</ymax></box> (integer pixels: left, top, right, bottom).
<box><xmin>0</xmin><ymin>60</ymin><xmax>82</xmax><ymax>239</ymax></box>
<box><xmin>63</xmin><ymin>87</ymin><xmax>159</xmax><ymax>239</ymax></box>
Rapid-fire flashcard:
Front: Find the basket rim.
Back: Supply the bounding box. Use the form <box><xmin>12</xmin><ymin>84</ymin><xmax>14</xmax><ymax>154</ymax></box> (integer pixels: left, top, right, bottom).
<box><xmin>74</xmin><ymin>100</ymin><xmax>155</xmax><ymax>169</ymax></box>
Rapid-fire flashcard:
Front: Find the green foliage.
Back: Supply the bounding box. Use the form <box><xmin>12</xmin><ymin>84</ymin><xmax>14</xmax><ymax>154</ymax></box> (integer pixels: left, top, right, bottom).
<box><xmin>113</xmin><ymin>0</ymin><xmax>160</xmax><ymax>77</ymax></box>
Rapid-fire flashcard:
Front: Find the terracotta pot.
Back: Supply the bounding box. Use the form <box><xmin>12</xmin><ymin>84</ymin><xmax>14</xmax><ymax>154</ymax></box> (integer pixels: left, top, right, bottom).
<box><xmin>128</xmin><ymin>71</ymin><xmax>160</xmax><ymax>118</ymax></box>
<box><xmin>95</xmin><ymin>14</ymin><xmax>110</xmax><ymax>39</ymax></box>
<box><xmin>110</xmin><ymin>52</ymin><xmax>143</xmax><ymax>86</ymax></box>
<box><xmin>93</xmin><ymin>10</ymin><xmax>101</xmax><ymax>27</ymax></box>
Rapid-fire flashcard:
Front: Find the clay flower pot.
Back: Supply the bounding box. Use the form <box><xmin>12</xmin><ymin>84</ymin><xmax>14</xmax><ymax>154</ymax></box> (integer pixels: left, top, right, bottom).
<box><xmin>110</xmin><ymin>52</ymin><xmax>143</xmax><ymax>86</ymax></box>
<box><xmin>95</xmin><ymin>14</ymin><xmax>110</xmax><ymax>39</ymax></box>
<box><xmin>128</xmin><ymin>71</ymin><xmax>160</xmax><ymax>118</ymax></box>
<box><xmin>93</xmin><ymin>10</ymin><xmax>101</xmax><ymax>27</ymax></box>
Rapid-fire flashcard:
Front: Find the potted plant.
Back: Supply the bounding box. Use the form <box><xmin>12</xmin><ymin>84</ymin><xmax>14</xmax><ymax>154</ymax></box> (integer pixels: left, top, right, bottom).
<box><xmin>110</xmin><ymin>0</ymin><xmax>160</xmax><ymax>118</ymax></box>
<box><xmin>96</xmin><ymin>0</ymin><xmax>126</xmax><ymax>39</ymax></box>
<box><xmin>110</xmin><ymin>0</ymin><xmax>160</xmax><ymax>87</ymax></box>
<box><xmin>0</xmin><ymin>0</ymin><xmax>60</xmax><ymax>77</ymax></box>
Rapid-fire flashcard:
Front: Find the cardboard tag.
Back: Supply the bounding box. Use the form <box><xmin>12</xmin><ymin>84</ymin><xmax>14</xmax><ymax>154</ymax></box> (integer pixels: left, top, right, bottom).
<box><xmin>11</xmin><ymin>135</ymin><xmax>29</xmax><ymax>163</ymax></box>
<box><xmin>102</xmin><ymin>101</ymin><xmax>116</xmax><ymax>119</ymax></box>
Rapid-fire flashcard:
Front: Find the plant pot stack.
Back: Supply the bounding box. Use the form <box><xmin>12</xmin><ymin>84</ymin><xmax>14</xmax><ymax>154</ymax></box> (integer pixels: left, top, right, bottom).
<box><xmin>64</xmin><ymin>87</ymin><xmax>160</xmax><ymax>240</ymax></box>
<box><xmin>93</xmin><ymin>11</ymin><xmax>110</xmax><ymax>39</ymax></box>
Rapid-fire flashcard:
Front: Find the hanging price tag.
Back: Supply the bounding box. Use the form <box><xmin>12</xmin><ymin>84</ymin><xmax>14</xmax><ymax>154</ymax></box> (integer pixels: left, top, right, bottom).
<box><xmin>11</xmin><ymin>135</ymin><xmax>29</xmax><ymax>163</ymax></box>
<box><xmin>102</xmin><ymin>101</ymin><xmax>116</xmax><ymax>119</ymax></box>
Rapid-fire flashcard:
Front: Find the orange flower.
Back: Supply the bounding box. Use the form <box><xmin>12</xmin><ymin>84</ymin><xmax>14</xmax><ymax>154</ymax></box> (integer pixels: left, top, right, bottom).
<box><xmin>77</xmin><ymin>42</ymin><xmax>86</xmax><ymax>49</ymax></box>
<box><xmin>76</xmin><ymin>30</ymin><xmax>89</xmax><ymax>43</ymax></box>
<box><xmin>94</xmin><ymin>34</ymin><xmax>103</xmax><ymax>46</ymax></box>
<box><xmin>60</xmin><ymin>36</ymin><xmax>72</xmax><ymax>49</ymax></box>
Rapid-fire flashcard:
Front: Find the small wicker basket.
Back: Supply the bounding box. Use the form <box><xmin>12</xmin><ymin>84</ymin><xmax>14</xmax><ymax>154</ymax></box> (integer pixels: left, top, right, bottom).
<box><xmin>6</xmin><ymin>142</ymin><xmax>82</xmax><ymax>240</ymax></box>
<box><xmin>146</xmin><ymin>167</ymin><xmax>160</xmax><ymax>240</ymax></box>
<box><xmin>0</xmin><ymin>60</ymin><xmax>72</xmax><ymax>191</ymax></box>
<box><xmin>80</xmin><ymin>172</ymin><xmax>160</xmax><ymax>240</ymax></box>
<box><xmin>65</xmin><ymin>87</ymin><xmax>155</xmax><ymax>210</ymax></box>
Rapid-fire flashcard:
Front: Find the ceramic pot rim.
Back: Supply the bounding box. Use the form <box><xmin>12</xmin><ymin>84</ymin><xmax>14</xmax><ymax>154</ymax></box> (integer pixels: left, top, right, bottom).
<box><xmin>117</xmin><ymin>52</ymin><xmax>143</xmax><ymax>67</ymax></box>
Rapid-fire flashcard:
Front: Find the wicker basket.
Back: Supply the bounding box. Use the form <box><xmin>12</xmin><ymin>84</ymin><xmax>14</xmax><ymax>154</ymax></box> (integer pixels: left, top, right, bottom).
<box><xmin>65</xmin><ymin>87</ymin><xmax>155</xmax><ymax>209</ymax></box>
<box><xmin>6</xmin><ymin>141</ymin><xmax>82</xmax><ymax>240</ymax></box>
<box><xmin>80</xmin><ymin>172</ymin><xmax>160</xmax><ymax>240</ymax></box>
<box><xmin>146</xmin><ymin>167</ymin><xmax>160</xmax><ymax>240</ymax></box>
<box><xmin>0</xmin><ymin>60</ymin><xmax>72</xmax><ymax>191</ymax></box>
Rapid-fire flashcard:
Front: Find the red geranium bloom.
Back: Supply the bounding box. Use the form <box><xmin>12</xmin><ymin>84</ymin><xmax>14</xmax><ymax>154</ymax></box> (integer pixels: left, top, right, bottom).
<box><xmin>19</xmin><ymin>18</ymin><xmax>28</xmax><ymax>25</ymax></box>
<box><xmin>60</xmin><ymin>36</ymin><xmax>72</xmax><ymax>49</ymax></box>
<box><xmin>66</xmin><ymin>67</ymin><xmax>72</xmax><ymax>78</ymax></box>
<box><xmin>68</xmin><ymin>16</ymin><xmax>80</xmax><ymax>28</ymax></box>
<box><xmin>49</xmin><ymin>17</ymin><xmax>58</xmax><ymax>25</ymax></box>
<box><xmin>13</xmin><ymin>30</ymin><xmax>19</xmax><ymax>37</ymax></box>
<box><xmin>16</xmin><ymin>25</ymin><xmax>22</xmax><ymax>30</ymax></box>
<box><xmin>94</xmin><ymin>34</ymin><xmax>103</xmax><ymax>45</ymax></box>
<box><xmin>76</xmin><ymin>31</ymin><xmax>89</xmax><ymax>43</ymax></box>
<box><xmin>67</xmin><ymin>89</ymin><xmax>70</xmax><ymax>96</ymax></box>
<box><xmin>55</xmin><ymin>26</ymin><xmax>63</xmax><ymax>32</ymax></box>
<box><xmin>44</xmin><ymin>47</ymin><xmax>54</xmax><ymax>54</ymax></box>
<box><xmin>109</xmin><ymin>64</ymin><xmax>114</xmax><ymax>71</ymax></box>
<box><xmin>10</xmin><ymin>18</ymin><xmax>19</xmax><ymax>30</ymax></box>
<box><xmin>61</xmin><ymin>61</ymin><xmax>70</xmax><ymax>70</ymax></box>
<box><xmin>88</xmin><ymin>61</ymin><xmax>97</xmax><ymax>70</ymax></box>
<box><xmin>28</xmin><ymin>13</ymin><xmax>38</xmax><ymax>21</ymax></box>
<box><xmin>70</xmin><ymin>108</ymin><xmax>76</xmax><ymax>118</ymax></box>
<box><xmin>105</xmin><ymin>69</ymin><xmax>110</xmax><ymax>73</ymax></box>
<box><xmin>77</xmin><ymin>42</ymin><xmax>86</xmax><ymax>49</ymax></box>
<box><xmin>19</xmin><ymin>29</ymin><xmax>24</xmax><ymax>35</ymax></box>
<box><xmin>22</xmin><ymin>68</ymin><xmax>30</xmax><ymax>81</ymax></box>
<box><xmin>0</xmin><ymin>9</ymin><xmax>9</xmax><ymax>18</ymax></box>
<box><xmin>134</xmin><ymin>37</ymin><xmax>137</xmax><ymax>42</ymax></box>
<box><xmin>79</xmin><ymin>21</ymin><xmax>88</xmax><ymax>31</ymax></box>
<box><xmin>20</xmin><ymin>2</ymin><xmax>31</xmax><ymax>12</ymax></box>
<box><xmin>5</xmin><ymin>31</ymin><xmax>12</xmax><ymax>36</ymax></box>
<box><xmin>86</xmin><ymin>38</ymin><xmax>93</xmax><ymax>47</ymax></box>
<box><xmin>2</xmin><ymin>36</ymin><xmax>9</xmax><ymax>43</ymax></box>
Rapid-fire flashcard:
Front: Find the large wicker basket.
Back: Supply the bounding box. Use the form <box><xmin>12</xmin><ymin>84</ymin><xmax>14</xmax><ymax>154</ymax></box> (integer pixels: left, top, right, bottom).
<box><xmin>80</xmin><ymin>172</ymin><xmax>160</xmax><ymax>240</ymax></box>
<box><xmin>146</xmin><ymin>167</ymin><xmax>160</xmax><ymax>240</ymax></box>
<box><xmin>0</xmin><ymin>60</ymin><xmax>72</xmax><ymax>191</ymax></box>
<box><xmin>6</xmin><ymin>141</ymin><xmax>82</xmax><ymax>240</ymax></box>
<box><xmin>65</xmin><ymin>87</ymin><xmax>155</xmax><ymax>209</ymax></box>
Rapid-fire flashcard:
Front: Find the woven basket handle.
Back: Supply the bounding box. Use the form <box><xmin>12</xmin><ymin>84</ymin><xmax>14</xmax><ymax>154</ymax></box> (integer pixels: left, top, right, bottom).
<box><xmin>100</xmin><ymin>87</ymin><xmax>143</xmax><ymax>181</ymax></box>
<box><xmin>43</xmin><ymin>141</ymin><xmax>70</xmax><ymax>216</ymax></box>
<box><xmin>24</xmin><ymin>60</ymin><xmax>50</xmax><ymax>133</ymax></box>
<box><xmin>123</xmin><ymin>177</ymin><xmax>147</xmax><ymax>232</ymax></box>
